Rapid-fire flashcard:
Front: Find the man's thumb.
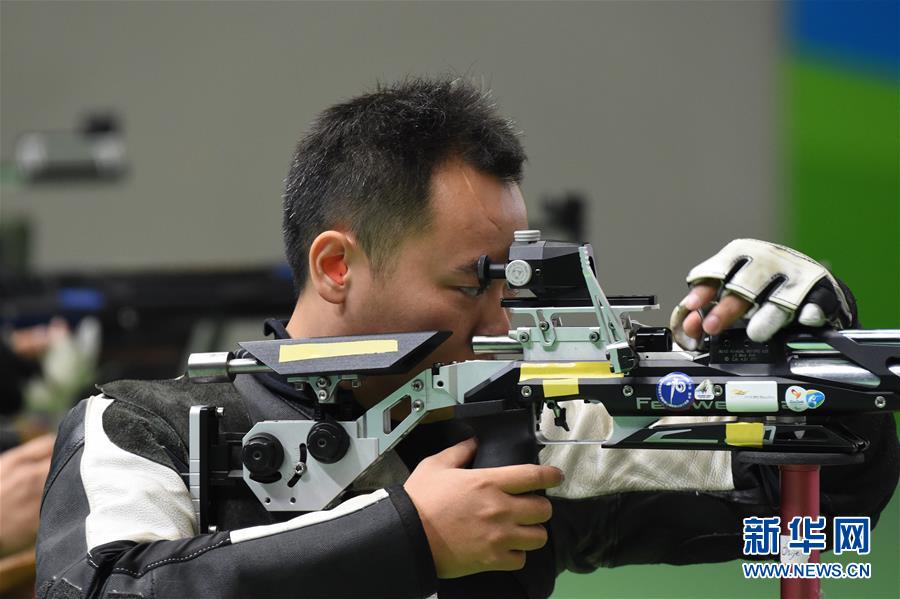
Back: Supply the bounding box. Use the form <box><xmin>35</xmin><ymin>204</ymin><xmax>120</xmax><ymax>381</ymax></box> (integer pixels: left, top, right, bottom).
<box><xmin>430</xmin><ymin>437</ymin><xmax>478</xmax><ymax>468</ymax></box>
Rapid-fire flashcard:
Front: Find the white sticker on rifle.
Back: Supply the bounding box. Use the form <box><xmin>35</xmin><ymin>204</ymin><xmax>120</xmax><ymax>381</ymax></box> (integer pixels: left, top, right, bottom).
<box><xmin>725</xmin><ymin>381</ymin><xmax>778</xmax><ymax>413</ymax></box>
<box><xmin>695</xmin><ymin>379</ymin><xmax>715</xmax><ymax>401</ymax></box>
<box><xmin>785</xmin><ymin>385</ymin><xmax>808</xmax><ymax>412</ymax></box>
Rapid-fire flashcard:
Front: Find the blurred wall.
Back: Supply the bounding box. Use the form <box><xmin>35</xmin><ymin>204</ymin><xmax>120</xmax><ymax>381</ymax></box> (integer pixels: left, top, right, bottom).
<box><xmin>0</xmin><ymin>1</ymin><xmax>779</xmax><ymax>324</ymax></box>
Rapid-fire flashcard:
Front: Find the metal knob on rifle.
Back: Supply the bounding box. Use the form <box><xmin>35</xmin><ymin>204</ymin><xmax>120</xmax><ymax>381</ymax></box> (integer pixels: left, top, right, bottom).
<box><xmin>188</xmin><ymin>352</ymin><xmax>270</xmax><ymax>383</ymax></box>
<box><xmin>242</xmin><ymin>433</ymin><xmax>284</xmax><ymax>483</ymax></box>
<box><xmin>307</xmin><ymin>422</ymin><xmax>350</xmax><ymax>464</ymax></box>
<box><xmin>505</xmin><ymin>260</ymin><xmax>533</xmax><ymax>287</ymax></box>
<box><xmin>513</xmin><ymin>229</ymin><xmax>541</xmax><ymax>242</ymax></box>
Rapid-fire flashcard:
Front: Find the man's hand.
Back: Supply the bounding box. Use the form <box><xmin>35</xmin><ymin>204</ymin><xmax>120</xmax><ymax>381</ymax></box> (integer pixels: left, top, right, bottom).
<box><xmin>670</xmin><ymin>239</ymin><xmax>852</xmax><ymax>350</ymax></box>
<box><xmin>0</xmin><ymin>435</ymin><xmax>55</xmax><ymax>556</ymax></box>
<box><xmin>403</xmin><ymin>437</ymin><xmax>562</xmax><ymax>579</ymax></box>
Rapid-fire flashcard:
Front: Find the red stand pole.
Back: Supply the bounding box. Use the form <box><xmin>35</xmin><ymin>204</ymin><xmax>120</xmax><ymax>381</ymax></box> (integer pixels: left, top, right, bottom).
<box><xmin>779</xmin><ymin>464</ymin><xmax>821</xmax><ymax>599</ymax></box>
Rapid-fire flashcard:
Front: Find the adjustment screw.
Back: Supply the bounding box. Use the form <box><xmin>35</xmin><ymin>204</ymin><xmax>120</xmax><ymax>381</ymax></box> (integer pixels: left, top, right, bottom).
<box><xmin>316</xmin><ymin>389</ymin><xmax>328</xmax><ymax>401</ymax></box>
<box><xmin>413</xmin><ymin>399</ymin><xmax>424</xmax><ymax>411</ymax></box>
<box><xmin>539</xmin><ymin>321</ymin><xmax>550</xmax><ymax>332</ymax></box>
<box><xmin>411</xmin><ymin>379</ymin><xmax>424</xmax><ymax>392</ymax></box>
<box><xmin>513</xmin><ymin>229</ymin><xmax>541</xmax><ymax>242</ymax></box>
<box><xmin>875</xmin><ymin>396</ymin><xmax>886</xmax><ymax>409</ymax></box>
<box><xmin>714</xmin><ymin>385</ymin><xmax>723</xmax><ymax>397</ymax></box>
<box><xmin>505</xmin><ymin>260</ymin><xmax>533</xmax><ymax>286</ymax></box>
<box><xmin>623</xmin><ymin>385</ymin><xmax>634</xmax><ymax>397</ymax></box>
<box><xmin>316</xmin><ymin>377</ymin><xmax>329</xmax><ymax>388</ymax></box>
<box><xmin>589</xmin><ymin>331</ymin><xmax>600</xmax><ymax>342</ymax></box>
<box><xmin>518</xmin><ymin>331</ymin><xmax>531</xmax><ymax>343</ymax></box>
<box><xmin>521</xmin><ymin>385</ymin><xmax>532</xmax><ymax>398</ymax></box>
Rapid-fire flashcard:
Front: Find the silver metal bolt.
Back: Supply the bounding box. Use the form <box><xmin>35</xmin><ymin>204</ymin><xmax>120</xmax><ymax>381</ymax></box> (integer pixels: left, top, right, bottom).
<box><xmin>413</xmin><ymin>399</ymin><xmax>425</xmax><ymax>411</ymax></box>
<box><xmin>589</xmin><ymin>331</ymin><xmax>600</xmax><ymax>342</ymax></box>
<box><xmin>316</xmin><ymin>377</ymin><xmax>329</xmax><ymax>388</ymax></box>
<box><xmin>411</xmin><ymin>379</ymin><xmax>424</xmax><ymax>392</ymax></box>
<box><xmin>521</xmin><ymin>385</ymin><xmax>532</xmax><ymax>398</ymax></box>
<box><xmin>518</xmin><ymin>331</ymin><xmax>531</xmax><ymax>343</ymax></box>
<box><xmin>316</xmin><ymin>389</ymin><xmax>328</xmax><ymax>401</ymax></box>
<box><xmin>623</xmin><ymin>385</ymin><xmax>634</xmax><ymax>397</ymax></box>
<box><xmin>216</xmin><ymin>407</ymin><xmax>225</xmax><ymax>416</ymax></box>
<box><xmin>875</xmin><ymin>396</ymin><xmax>886</xmax><ymax>409</ymax></box>
<box><xmin>714</xmin><ymin>385</ymin><xmax>723</xmax><ymax>397</ymax></box>
<box><xmin>514</xmin><ymin>229</ymin><xmax>541</xmax><ymax>242</ymax></box>
<box><xmin>539</xmin><ymin>321</ymin><xmax>550</xmax><ymax>332</ymax></box>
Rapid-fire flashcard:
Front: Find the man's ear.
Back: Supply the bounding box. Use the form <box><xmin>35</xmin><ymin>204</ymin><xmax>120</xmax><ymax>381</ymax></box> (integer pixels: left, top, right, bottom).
<box><xmin>307</xmin><ymin>230</ymin><xmax>357</xmax><ymax>304</ymax></box>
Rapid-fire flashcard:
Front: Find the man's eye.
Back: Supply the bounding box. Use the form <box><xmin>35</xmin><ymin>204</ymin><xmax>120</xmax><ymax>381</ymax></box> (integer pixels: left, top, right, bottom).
<box><xmin>457</xmin><ymin>286</ymin><xmax>485</xmax><ymax>298</ymax></box>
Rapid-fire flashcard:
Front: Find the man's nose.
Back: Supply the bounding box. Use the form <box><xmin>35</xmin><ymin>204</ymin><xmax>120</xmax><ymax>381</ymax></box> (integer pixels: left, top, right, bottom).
<box><xmin>475</xmin><ymin>296</ymin><xmax>512</xmax><ymax>337</ymax></box>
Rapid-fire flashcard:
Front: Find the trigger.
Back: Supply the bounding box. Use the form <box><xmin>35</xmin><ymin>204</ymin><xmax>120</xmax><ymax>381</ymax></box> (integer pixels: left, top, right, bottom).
<box><xmin>549</xmin><ymin>401</ymin><xmax>569</xmax><ymax>432</ymax></box>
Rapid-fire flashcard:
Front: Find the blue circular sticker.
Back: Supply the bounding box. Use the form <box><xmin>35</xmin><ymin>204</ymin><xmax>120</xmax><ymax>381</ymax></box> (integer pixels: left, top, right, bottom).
<box><xmin>805</xmin><ymin>389</ymin><xmax>825</xmax><ymax>409</ymax></box>
<box><xmin>657</xmin><ymin>372</ymin><xmax>694</xmax><ymax>409</ymax></box>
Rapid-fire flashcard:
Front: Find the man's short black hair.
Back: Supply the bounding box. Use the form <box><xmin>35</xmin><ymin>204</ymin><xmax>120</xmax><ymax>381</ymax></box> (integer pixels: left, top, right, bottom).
<box><xmin>282</xmin><ymin>76</ymin><xmax>526</xmax><ymax>294</ymax></box>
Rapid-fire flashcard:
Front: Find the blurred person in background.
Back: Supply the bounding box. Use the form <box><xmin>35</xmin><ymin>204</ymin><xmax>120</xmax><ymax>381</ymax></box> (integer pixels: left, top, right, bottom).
<box><xmin>0</xmin><ymin>321</ymin><xmax>68</xmax><ymax>598</ymax></box>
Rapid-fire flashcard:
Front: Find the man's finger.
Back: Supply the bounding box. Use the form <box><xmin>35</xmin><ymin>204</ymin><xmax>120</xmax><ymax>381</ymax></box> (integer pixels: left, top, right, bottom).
<box><xmin>496</xmin><ymin>550</ymin><xmax>528</xmax><ymax>571</ymax></box>
<box><xmin>682</xmin><ymin>311</ymin><xmax>704</xmax><ymax>341</ymax></box>
<box><xmin>702</xmin><ymin>292</ymin><xmax>753</xmax><ymax>335</ymax></box>
<box><xmin>679</xmin><ymin>282</ymin><xmax>719</xmax><ymax>312</ymax></box>
<box><xmin>671</xmin><ymin>282</ymin><xmax>720</xmax><ymax>350</ymax></box>
<box><xmin>671</xmin><ymin>283</ymin><xmax>718</xmax><ymax>332</ymax></box>
<box><xmin>798</xmin><ymin>303</ymin><xmax>827</xmax><ymax>327</ymax></box>
<box><xmin>427</xmin><ymin>437</ymin><xmax>477</xmax><ymax>469</ymax></box>
<box><xmin>508</xmin><ymin>524</ymin><xmax>549</xmax><ymax>552</ymax></box>
<box><xmin>508</xmin><ymin>494</ymin><xmax>553</xmax><ymax>525</ymax></box>
<box><xmin>747</xmin><ymin>302</ymin><xmax>793</xmax><ymax>342</ymax></box>
<box><xmin>488</xmin><ymin>464</ymin><xmax>563</xmax><ymax>495</ymax></box>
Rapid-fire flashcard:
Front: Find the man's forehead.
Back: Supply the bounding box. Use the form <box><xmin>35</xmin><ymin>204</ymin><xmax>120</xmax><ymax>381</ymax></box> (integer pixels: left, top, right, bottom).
<box><xmin>425</xmin><ymin>161</ymin><xmax>527</xmax><ymax>260</ymax></box>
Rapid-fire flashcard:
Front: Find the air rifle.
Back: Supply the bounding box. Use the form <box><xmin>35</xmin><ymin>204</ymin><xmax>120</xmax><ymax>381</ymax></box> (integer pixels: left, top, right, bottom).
<box><xmin>186</xmin><ymin>230</ymin><xmax>899</xmax><ymax>535</ymax></box>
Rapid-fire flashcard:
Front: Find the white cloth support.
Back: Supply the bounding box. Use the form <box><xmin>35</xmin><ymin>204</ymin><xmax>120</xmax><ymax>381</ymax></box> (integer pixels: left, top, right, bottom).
<box><xmin>538</xmin><ymin>403</ymin><xmax>735</xmax><ymax>498</ymax></box>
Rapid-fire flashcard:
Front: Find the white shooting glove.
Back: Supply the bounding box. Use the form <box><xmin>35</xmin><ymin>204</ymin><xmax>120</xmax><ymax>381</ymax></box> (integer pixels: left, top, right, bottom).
<box><xmin>670</xmin><ymin>239</ymin><xmax>853</xmax><ymax>348</ymax></box>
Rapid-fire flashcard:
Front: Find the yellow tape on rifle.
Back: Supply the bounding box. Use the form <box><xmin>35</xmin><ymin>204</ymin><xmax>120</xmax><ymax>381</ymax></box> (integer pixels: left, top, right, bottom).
<box><xmin>725</xmin><ymin>422</ymin><xmax>765</xmax><ymax>447</ymax></box>
<box><xmin>542</xmin><ymin>378</ymin><xmax>580</xmax><ymax>398</ymax></box>
<box><xmin>519</xmin><ymin>362</ymin><xmax>622</xmax><ymax>398</ymax></box>
<box><xmin>279</xmin><ymin>339</ymin><xmax>399</xmax><ymax>362</ymax></box>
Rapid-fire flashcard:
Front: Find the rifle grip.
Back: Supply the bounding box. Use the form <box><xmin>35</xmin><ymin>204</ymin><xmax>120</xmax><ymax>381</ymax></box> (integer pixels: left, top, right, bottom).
<box><xmin>463</xmin><ymin>408</ymin><xmax>539</xmax><ymax>469</ymax></box>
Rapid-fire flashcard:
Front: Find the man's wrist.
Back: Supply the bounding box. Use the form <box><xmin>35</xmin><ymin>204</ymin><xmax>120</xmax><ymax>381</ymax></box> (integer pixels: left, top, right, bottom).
<box><xmin>386</xmin><ymin>485</ymin><xmax>439</xmax><ymax>597</ymax></box>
